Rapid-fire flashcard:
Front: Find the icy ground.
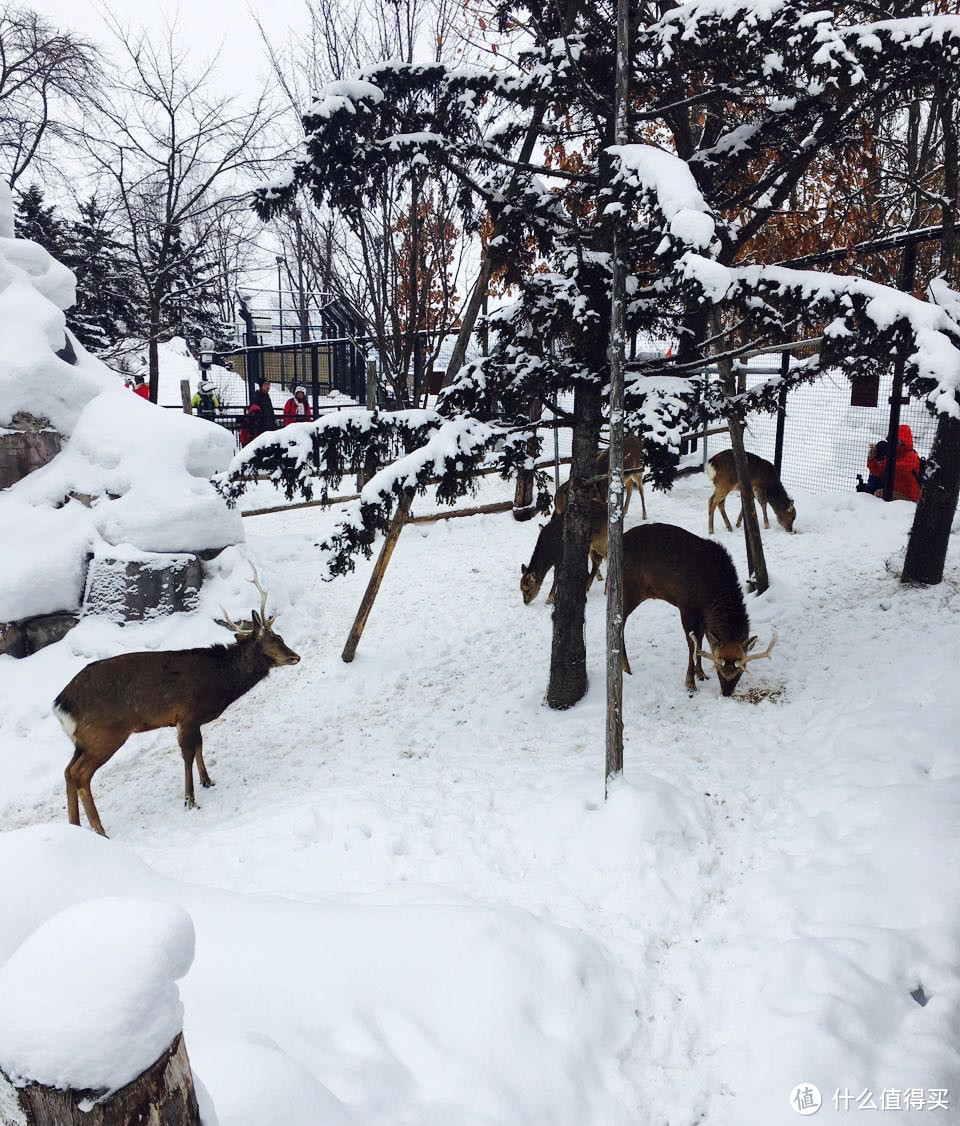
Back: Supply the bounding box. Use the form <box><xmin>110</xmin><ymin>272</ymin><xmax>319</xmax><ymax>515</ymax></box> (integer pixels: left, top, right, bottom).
<box><xmin>1</xmin><ymin>476</ymin><xmax>959</xmax><ymax>1125</ymax></box>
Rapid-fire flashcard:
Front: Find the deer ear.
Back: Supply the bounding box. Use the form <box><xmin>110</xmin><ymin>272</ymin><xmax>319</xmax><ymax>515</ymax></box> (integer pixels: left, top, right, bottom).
<box><xmin>746</xmin><ymin>635</ymin><xmax>759</xmax><ymax>651</ymax></box>
<box><xmin>251</xmin><ymin>610</ymin><xmax>263</xmax><ymax>629</ymax></box>
<box><xmin>520</xmin><ymin>564</ymin><xmax>527</xmax><ymax>575</ymax></box>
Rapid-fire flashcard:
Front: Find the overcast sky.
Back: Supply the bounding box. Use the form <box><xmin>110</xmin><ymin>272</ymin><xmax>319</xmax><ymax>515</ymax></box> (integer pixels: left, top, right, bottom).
<box><xmin>38</xmin><ymin>0</ymin><xmax>309</xmax><ymax>95</ymax></box>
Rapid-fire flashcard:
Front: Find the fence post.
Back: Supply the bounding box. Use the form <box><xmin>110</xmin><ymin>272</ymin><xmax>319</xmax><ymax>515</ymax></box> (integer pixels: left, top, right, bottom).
<box><xmin>883</xmin><ymin>241</ymin><xmax>918</xmax><ymax>501</ymax></box>
<box><xmin>366</xmin><ymin>359</ymin><xmax>377</xmax><ymax>409</ymax></box>
<box><xmin>773</xmin><ymin>350</ymin><xmax>789</xmax><ymax>475</ymax></box>
<box><xmin>180</xmin><ymin>379</ymin><xmax>192</xmax><ymax>415</ymax></box>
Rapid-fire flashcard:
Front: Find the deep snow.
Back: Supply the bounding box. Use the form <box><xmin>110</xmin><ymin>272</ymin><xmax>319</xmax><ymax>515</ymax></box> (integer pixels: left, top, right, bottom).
<box><xmin>1</xmin><ymin>474</ymin><xmax>959</xmax><ymax>1125</ymax></box>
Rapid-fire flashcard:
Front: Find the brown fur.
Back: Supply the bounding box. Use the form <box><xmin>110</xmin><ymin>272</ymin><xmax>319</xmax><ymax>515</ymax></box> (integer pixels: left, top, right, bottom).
<box><xmin>622</xmin><ymin>523</ymin><xmax>758</xmax><ymax>696</ymax></box>
<box><xmin>707</xmin><ymin>449</ymin><xmax>796</xmax><ymax>534</ymax></box>
<box><xmin>54</xmin><ymin>612</ymin><xmax>300</xmax><ymax>835</ymax></box>
<box><xmin>521</xmin><ymin>435</ymin><xmax>646</xmax><ymax>604</ymax></box>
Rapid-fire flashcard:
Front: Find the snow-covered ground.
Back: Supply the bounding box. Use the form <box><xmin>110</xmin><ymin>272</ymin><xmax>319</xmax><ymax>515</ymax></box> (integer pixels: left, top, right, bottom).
<box><xmin>1</xmin><ymin>475</ymin><xmax>959</xmax><ymax>1125</ymax></box>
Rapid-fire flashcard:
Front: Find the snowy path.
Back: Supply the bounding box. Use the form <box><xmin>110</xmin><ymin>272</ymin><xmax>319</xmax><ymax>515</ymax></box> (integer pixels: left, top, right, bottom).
<box><xmin>2</xmin><ymin>476</ymin><xmax>959</xmax><ymax>1124</ymax></box>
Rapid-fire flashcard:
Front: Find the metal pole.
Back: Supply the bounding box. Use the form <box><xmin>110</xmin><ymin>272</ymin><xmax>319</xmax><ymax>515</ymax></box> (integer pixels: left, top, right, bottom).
<box><xmin>276</xmin><ymin>256</ymin><xmax>284</xmax><ymax>347</ymax></box>
<box><xmin>605</xmin><ymin>0</ymin><xmax>629</xmax><ymax>793</ymax></box>
<box><xmin>883</xmin><ymin>241</ymin><xmax>917</xmax><ymax>501</ymax></box>
<box><xmin>773</xmin><ymin>350</ymin><xmax>789</xmax><ymax>475</ymax></box>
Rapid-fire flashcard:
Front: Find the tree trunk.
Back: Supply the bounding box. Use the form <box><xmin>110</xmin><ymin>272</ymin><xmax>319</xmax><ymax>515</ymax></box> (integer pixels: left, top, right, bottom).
<box><xmin>902</xmin><ymin>405</ymin><xmax>960</xmax><ymax>584</ymax></box>
<box><xmin>547</xmin><ymin>380</ymin><xmax>602</xmax><ymax>710</ymax></box>
<box><xmin>147</xmin><ymin>296</ymin><xmax>162</xmax><ymax>404</ymax></box>
<box><xmin>3</xmin><ymin>1032</ymin><xmax>200</xmax><ymax>1126</ymax></box>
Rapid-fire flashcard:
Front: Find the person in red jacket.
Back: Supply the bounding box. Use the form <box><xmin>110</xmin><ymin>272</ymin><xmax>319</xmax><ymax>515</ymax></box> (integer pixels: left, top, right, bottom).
<box><xmin>239</xmin><ymin>403</ymin><xmax>263</xmax><ymax>448</ymax></box>
<box><xmin>131</xmin><ymin>374</ymin><xmax>150</xmax><ymax>400</ymax></box>
<box><xmin>283</xmin><ymin>385</ymin><xmax>313</xmax><ymax>426</ymax></box>
<box><xmin>866</xmin><ymin>424</ymin><xmax>921</xmax><ymax>502</ymax></box>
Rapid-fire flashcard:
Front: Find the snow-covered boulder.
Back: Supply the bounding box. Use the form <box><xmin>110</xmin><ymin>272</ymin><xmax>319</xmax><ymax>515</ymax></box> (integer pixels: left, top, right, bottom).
<box><xmin>0</xmin><ymin>190</ymin><xmax>242</xmax><ymax>629</ymax></box>
<box><xmin>0</xmin><ymin>897</ymin><xmax>195</xmax><ymax>1094</ymax></box>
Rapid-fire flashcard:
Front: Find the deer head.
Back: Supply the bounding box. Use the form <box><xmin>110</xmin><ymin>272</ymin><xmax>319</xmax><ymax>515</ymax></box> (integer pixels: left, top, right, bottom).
<box><xmin>520</xmin><ymin>562</ymin><xmax>544</xmax><ymax>605</ymax></box>
<box><xmin>777</xmin><ymin>503</ymin><xmax>797</xmax><ymax>533</ymax></box>
<box><xmin>221</xmin><ymin>566</ymin><xmax>301</xmax><ymax>666</ymax></box>
<box><xmin>690</xmin><ymin>628</ymin><xmax>777</xmax><ymax>696</ymax></box>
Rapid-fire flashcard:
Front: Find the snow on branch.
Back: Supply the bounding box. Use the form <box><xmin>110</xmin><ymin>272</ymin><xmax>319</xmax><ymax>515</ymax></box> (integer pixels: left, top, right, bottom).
<box><xmin>676</xmin><ymin>254</ymin><xmax>960</xmax><ymax>418</ymax></box>
<box><xmin>214</xmin><ymin>410</ymin><xmax>442</xmax><ymax>505</ymax></box>
<box><xmin>318</xmin><ymin>418</ymin><xmax>532</xmax><ymax>578</ymax></box>
<box><xmin>609</xmin><ymin>144</ymin><xmax>716</xmax><ymax>256</ymax></box>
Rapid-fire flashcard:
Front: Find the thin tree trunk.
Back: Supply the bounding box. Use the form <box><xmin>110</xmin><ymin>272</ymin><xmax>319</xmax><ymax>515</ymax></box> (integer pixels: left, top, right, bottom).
<box><xmin>605</xmin><ymin>0</ymin><xmax>630</xmax><ymax>788</ymax></box>
<box><xmin>709</xmin><ymin>310</ymin><xmax>768</xmax><ymax>593</ymax></box>
<box><xmin>902</xmin><ymin>88</ymin><xmax>960</xmax><ymax>585</ymax></box>
<box><xmin>442</xmin><ymin>103</ymin><xmax>547</xmax><ymax>388</ymax></box>
<box><xmin>147</xmin><ymin>295</ymin><xmax>162</xmax><ymax>404</ymax></box>
<box><xmin>547</xmin><ymin>380</ymin><xmax>602</xmax><ymax>710</ymax></box>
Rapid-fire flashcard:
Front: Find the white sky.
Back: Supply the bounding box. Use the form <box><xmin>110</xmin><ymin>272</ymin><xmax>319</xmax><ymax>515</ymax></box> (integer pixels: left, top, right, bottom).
<box><xmin>38</xmin><ymin>0</ymin><xmax>309</xmax><ymax>95</ymax></box>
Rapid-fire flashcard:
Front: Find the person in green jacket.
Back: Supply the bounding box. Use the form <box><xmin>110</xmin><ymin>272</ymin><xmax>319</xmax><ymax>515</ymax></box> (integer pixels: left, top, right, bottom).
<box><xmin>191</xmin><ymin>379</ymin><xmax>221</xmax><ymax>421</ymax></box>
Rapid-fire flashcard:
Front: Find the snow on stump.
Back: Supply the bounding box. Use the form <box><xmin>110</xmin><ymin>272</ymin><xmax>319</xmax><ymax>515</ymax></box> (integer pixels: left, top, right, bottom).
<box><xmin>0</xmin><ymin>414</ymin><xmax>61</xmax><ymax>491</ymax></box>
<box><xmin>0</xmin><ymin>898</ymin><xmax>200</xmax><ymax>1126</ymax></box>
<box><xmin>83</xmin><ymin>548</ymin><xmax>202</xmax><ymax>621</ymax></box>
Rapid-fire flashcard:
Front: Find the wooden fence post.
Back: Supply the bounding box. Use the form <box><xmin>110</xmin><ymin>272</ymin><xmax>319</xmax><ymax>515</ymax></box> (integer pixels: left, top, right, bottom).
<box><xmin>180</xmin><ymin>380</ymin><xmax>192</xmax><ymax>414</ymax></box>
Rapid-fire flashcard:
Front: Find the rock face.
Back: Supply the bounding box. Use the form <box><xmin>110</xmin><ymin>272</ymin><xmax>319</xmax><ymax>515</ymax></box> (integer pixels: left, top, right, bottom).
<box><xmin>82</xmin><ymin>552</ymin><xmax>203</xmax><ymax>621</ymax></box>
<box><xmin>0</xmin><ymin>613</ymin><xmax>79</xmax><ymax>659</ymax></box>
<box><xmin>0</xmin><ymin>414</ymin><xmax>61</xmax><ymax>490</ymax></box>
<box><xmin>3</xmin><ymin>1032</ymin><xmax>201</xmax><ymax>1126</ymax></box>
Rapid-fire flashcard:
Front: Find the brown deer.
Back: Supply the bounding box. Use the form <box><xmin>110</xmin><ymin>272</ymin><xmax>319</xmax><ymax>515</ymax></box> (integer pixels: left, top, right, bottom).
<box><xmin>707</xmin><ymin>449</ymin><xmax>796</xmax><ymax>534</ymax></box>
<box><xmin>520</xmin><ymin>435</ymin><xmax>646</xmax><ymax>604</ymax></box>
<box><xmin>622</xmin><ymin>523</ymin><xmax>777</xmax><ymax>696</ymax></box>
<box><xmin>519</xmin><ymin>497</ymin><xmax>608</xmax><ymax>605</ymax></box>
<box><xmin>53</xmin><ymin>570</ymin><xmax>300</xmax><ymax>836</ymax></box>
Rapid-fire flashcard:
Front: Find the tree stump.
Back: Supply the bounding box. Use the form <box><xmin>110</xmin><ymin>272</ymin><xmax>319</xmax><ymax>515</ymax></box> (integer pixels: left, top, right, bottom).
<box><xmin>2</xmin><ymin>1032</ymin><xmax>201</xmax><ymax>1126</ymax></box>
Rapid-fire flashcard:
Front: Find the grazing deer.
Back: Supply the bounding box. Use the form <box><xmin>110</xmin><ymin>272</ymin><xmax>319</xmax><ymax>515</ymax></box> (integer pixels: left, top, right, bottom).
<box><xmin>622</xmin><ymin>523</ymin><xmax>777</xmax><ymax>696</ymax></box>
<box><xmin>707</xmin><ymin>449</ymin><xmax>796</xmax><ymax>534</ymax></box>
<box><xmin>519</xmin><ymin>497</ymin><xmax>608</xmax><ymax>605</ymax></box>
<box><xmin>520</xmin><ymin>434</ymin><xmax>646</xmax><ymax>604</ymax></box>
<box><xmin>53</xmin><ymin>570</ymin><xmax>300</xmax><ymax>836</ymax></box>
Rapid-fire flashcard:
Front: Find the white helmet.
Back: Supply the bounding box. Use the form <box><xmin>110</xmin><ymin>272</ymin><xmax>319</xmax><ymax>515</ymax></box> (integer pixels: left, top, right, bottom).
<box><xmin>199</xmin><ymin>380</ymin><xmax>216</xmax><ymax>394</ymax></box>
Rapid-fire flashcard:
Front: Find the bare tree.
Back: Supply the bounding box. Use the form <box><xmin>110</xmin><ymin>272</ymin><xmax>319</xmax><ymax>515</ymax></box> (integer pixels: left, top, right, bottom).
<box><xmin>0</xmin><ymin>4</ymin><xmax>98</xmax><ymax>187</ymax></box>
<box><xmin>258</xmin><ymin>0</ymin><xmax>472</xmax><ymax>405</ymax></box>
<box><xmin>81</xmin><ymin>14</ymin><xmax>282</xmax><ymax>399</ymax></box>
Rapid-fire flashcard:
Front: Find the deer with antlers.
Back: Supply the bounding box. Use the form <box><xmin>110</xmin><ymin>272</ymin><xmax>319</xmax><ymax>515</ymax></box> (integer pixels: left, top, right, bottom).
<box><xmin>53</xmin><ymin>568</ymin><xmax>300</xmax><ymax>836</ymax></box>
<box><xmin>621</xmin><ymin>523</ymin><xmax>777</xmax><ymax>696</ymax></box>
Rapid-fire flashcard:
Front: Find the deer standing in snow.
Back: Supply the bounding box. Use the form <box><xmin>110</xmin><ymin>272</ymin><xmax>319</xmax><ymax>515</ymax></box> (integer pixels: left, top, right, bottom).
<box><xmin>621</xmin><ymin>523</ymin><xmax>777</xmax><ymax>696</ymax></box>
<box><xmin>520</xmin><ymin>434</ymin><xmax>646</xmax><ymax>604</ymax></box>
<box><xmin>53</xmin><ymin>570</ymin><xmax>300</xmax><ymax>836</ymax></box>
<box><xmin>707</xmin><ymin>449</ymin><xmax>796</xmax><ymax>535</ymax></box>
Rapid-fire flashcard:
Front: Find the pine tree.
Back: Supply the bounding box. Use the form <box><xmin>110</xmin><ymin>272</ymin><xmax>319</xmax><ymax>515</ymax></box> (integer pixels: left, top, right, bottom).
<box><xmin>155</xmin><ymin>225</ymin><xmax>223</xmax><ymax>348</ymax></box>
<box><xmin>63</xmin><ymin>197</ymin><xmax>144</xmax><ymax>353</ymax></box>
<box><xmin>14</xmin><ymin>184</ymin><xmax>65</xmax><ymax>259</ymax></box>
<box><xmin>234</xmin><ymin>3</ymin><xmax>960</xmax><ymax>705</ymax></box>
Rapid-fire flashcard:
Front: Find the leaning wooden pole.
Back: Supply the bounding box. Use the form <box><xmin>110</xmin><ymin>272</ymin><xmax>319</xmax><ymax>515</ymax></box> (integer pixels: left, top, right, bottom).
<box><xmin>605</xmin><ymin>0</ymin><xmax>630</xmax><ymax>793</ymax></box>
<box><xmin>342</xmin><ymin>489</ymin><xmax>414</xmax><ymax>663</ymax></box>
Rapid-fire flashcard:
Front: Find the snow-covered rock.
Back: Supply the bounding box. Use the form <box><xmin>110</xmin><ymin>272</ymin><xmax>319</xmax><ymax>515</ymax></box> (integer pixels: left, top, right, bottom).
<box><xmin>0</xmin><ymin>192</ymin><xmax>243</xmax><ymax>625</ymax></box>
<box><xmin>0</xmin><ymin>896</ymin><xmax>194</xmax><ymax>1094</ymax></box>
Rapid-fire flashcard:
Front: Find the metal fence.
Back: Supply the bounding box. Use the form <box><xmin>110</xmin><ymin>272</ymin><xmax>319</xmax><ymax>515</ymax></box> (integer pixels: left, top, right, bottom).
<box><xmin>698</xmin><ymin>353</ymin><xmax>937</xmax><ymax>495</ymax></box>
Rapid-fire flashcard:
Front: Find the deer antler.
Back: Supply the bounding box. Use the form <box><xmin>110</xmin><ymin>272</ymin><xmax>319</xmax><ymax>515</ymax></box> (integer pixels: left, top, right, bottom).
<box><xmin>688</xmin><ymin>632</ymin><xmax>717</xmax><ymax>663</ymax></box>
<box><xmin>248</xmin><ymin>564</ymin><xmax>276</xmax><ymax>626</ymax></box>
<box><xmin>220</xmin><ymin>606</ymin><xmax>254</xmax><ymax>638</ymax></box>
<box><xmin>742</xmin><ymin>627</ymin><xmax>778</xmax><ymax>663</ymax></box>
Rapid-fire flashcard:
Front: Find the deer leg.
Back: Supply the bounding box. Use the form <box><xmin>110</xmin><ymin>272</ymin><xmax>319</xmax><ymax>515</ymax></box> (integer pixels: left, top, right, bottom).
<box><xmin>178</xmin><ymin>725</ymin><xmax>200</xmax><ymax>809</ymax></box>
<box><xmin>545</xmin><ymin>572</ymin><xmax>558</xmax><ymax>606</ymax></box>
<box><xmin>76</xmin><ymin>759</ymin><xmax>108</xmax><ymax>837</ymax></box>
<box><xmin>681</xmin><ymin>612</ymin><xmax>705</xmax><ymax>694</ymax></box>
<box><xmin>759</xmin><ymin>496</ymin><xmax>770</xmax><ymax>529</ymax></box>
<box><xmin>64</xmin><ymin>750</ymin><xmax>82</xmax><ymax>827</ymax></box>
<box><xmin>717</xmin><ymin>495</ymin><xmax>735</xmax><ymax>532</ymax></box>
<box><xmin>638</xmin><ymin>477</ymin><xmax>647</xmax><ymax>520</ymax></box>
<box><xmin>194</xmin><ymin>732</ymin><xmax>214</xmax><ymax>789</ymax></box>
<box><xmin>708</xmin><ymin>493</ymin><xmax>717</xmax><ymax>534</ymax></box>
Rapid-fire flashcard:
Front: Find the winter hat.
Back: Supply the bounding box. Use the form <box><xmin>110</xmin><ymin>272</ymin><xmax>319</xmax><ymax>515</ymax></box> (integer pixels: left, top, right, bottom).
<box><xmin>294</xmin><ymin>385</ymin><xmax>306</xmax><ymax>395</ymax></box>
<box><xmin>199</xmin><ymin>380</ymin><xmax>216</xmax><ymax>394</ymax></box>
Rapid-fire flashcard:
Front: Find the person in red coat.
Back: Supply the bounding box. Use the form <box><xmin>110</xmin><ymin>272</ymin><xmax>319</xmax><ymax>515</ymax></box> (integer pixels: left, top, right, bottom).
<box><xmin>866</xmin><ymin>424</ymin><xmax>921</xmax><ymax>502</ymax></box>
<box><xmin>239</xmin><ymin>403</ymin><xmax>263</xmax><ymax>448</ymax></box>
<box><xmin>131</xmin><ymin>374</ymin><xmax>150</xmax><ymax>400</ymax></box>
<box><xmin>283</xmin><ymin>385</ymin><xmax>313</xmax><ymax>426</ymax></box>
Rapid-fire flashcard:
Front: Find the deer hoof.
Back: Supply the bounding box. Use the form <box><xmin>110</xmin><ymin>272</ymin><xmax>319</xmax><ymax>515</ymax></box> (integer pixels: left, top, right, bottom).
<box><xmin>184</xmin><ymin>797</ymin><xmax>199</xmax><ymax>810</ymax></box>
<box><xmin>200</xmin><ymin>777</ymin><xmax>216</xmax><ymax>789</ymax></box>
